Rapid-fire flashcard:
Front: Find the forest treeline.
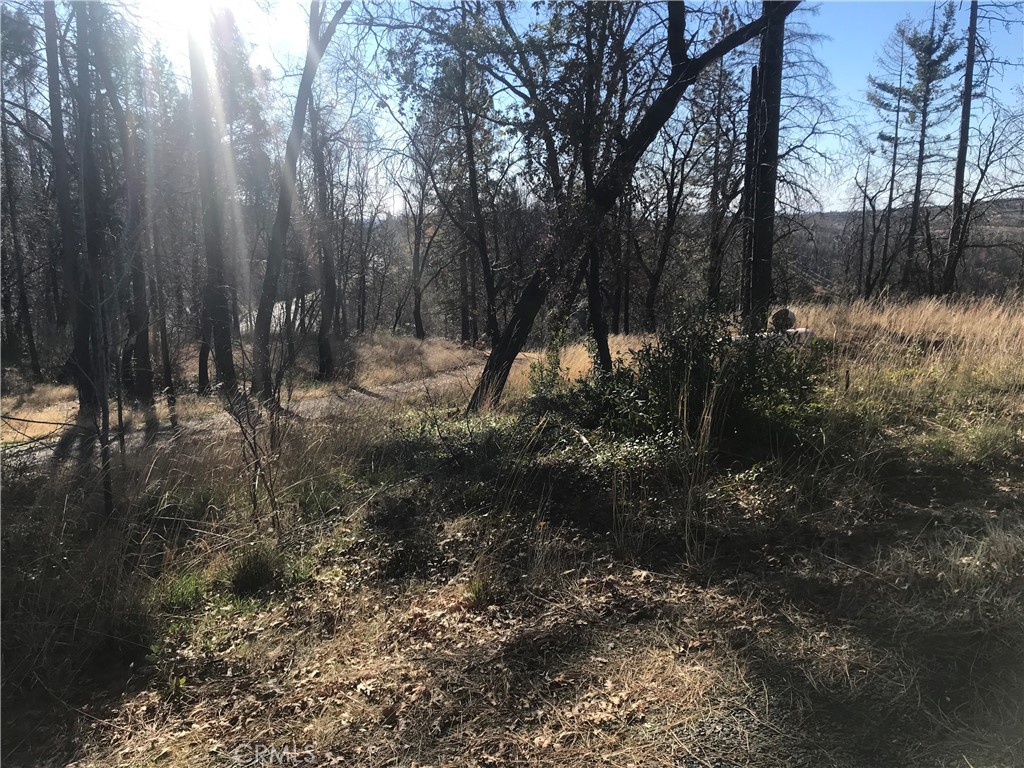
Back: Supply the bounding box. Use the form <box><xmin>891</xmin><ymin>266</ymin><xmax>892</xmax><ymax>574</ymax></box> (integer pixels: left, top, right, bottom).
<box><xmin>2</xmin><ymin>0</ymin><xmax>1022</xmax><ymax>415</ymax></box>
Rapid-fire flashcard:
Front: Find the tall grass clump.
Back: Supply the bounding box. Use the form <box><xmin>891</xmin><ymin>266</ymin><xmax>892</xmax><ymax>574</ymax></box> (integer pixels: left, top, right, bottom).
<box><xmin>1</xmin><ymin>466</ymin><xmax>153</xmax><ymax>695</ymax></box>
<box><xmin>355</xmin><ymin>334</ymin><xmax>484</xmax><ymax>388</ymax></box>
<box><xmin>227</xmin><ymin>541</ymin><xmax>285</xmax><ymax>596</ymax></box>
<box><xmin>0</xmin><ymin>407</ymin><xmax>374</xmax><ymax>702</ymax></box>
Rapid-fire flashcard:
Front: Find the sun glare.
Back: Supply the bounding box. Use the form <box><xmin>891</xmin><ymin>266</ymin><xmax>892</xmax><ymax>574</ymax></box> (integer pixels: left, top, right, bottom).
<box><xmin>132</xmin><ymin>0</ymin><xmax>220</xmax><ymax>60</ymax></box>
<box><xmin>131</xmin><ymin>0</ymin><xmax>311</xmax><ymax>75</ymax></box>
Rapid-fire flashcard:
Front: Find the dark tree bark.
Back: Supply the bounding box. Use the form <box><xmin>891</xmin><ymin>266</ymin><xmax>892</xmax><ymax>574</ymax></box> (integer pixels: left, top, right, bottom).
<box><xmin>75</xmin><ymin>1</ymin><xmax>114</xmax><ymax>518</ymax></box>
<box><xmin>458</xmin><ymin>11</ymin><xmax>500</xmax><ymax>349</ymax></box>
<box><xmin>253</xmin><ymin>0</ymin><xmax>350</xmax><ymax>402</ymax></box>
<box><xmin>621</xmin><ymin>250</ymin><xmax>631</xmax><ymax>334</ymax></box>
<box><xmin>868</xmin><ymin>66</ymin><xmax>904</xmax><ymax>299</ymax></box>
<box><xmin>901</xmin><ymin>84</ymin><xmax>931</xmax><ymax>292</ymax></box>
<box><xmin>705</xmin><ymin>59</ymin><xmax>745</xmax><ymax>312</ymax></box>
<box><xmin>45</xmin><ymin>1</ymin><xmax>95</xmax><ymax>407</ymax></box>
<box><xmin>2</xmin><ymin>116</ymin><xmax>42</xmax><ymax>378</ymax></box>
<box><xmin>468</xmin><ymin>265</ymin><xmax>549</xmax><ymax>412</ymax></box>
<box><xmin>459</xmin><ymin>244</ymin><xmax>471</xmax><ymax>342</ymax></box>
<box><xmin>150</xmin><ymin>261</ymin><xmax>177</xmax><ymax>428</ymax></box>
<box><xmin>334</xmin><ymin>151</ymin><xmax>352</xmax><ymax>335</ymax></box>
<box><xmin>739</xmin><ymin>65</ymin><xmax>758</xmax><ymax>314</ymax></box>
<box><xmin>310</xmin><ymin>102</ymin><xmax>337</xmax><ymax>378</ymax></box>
<box><xmin>744</xmin><ymin>3</ymin><xmax>786</xmax><ymax>334</ymax></box>
<box><xmin>942</xmin><ymin>0</ymin><xmax>979</xmax><ymax>294</ymax></box>
<box><xmin>638</xmin><ymin>136</ymin><xmax>690</xmax><ymax>331</ymax></box>
<box><xmin>93</xmin><ymin>28</ymin><xmax>153</xmax><ymax>408</ymax></box>
<box><xmin>409</xmin><ymin>202</ymin><xmax>426</xmax><ymax>340</ymax></box>
<box><xmin>189</xmin><ymin>29</ymin><xmax>238</xmax><ymax>396</ymax></box>
<box><xmin>586</xmin><ymin>230</ymin><xmax>613</xmax><ymax>372</ymax></box>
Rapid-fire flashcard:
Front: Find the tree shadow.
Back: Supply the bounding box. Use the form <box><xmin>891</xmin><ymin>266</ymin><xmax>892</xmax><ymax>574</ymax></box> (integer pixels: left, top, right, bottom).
<box><xmin>679</xmin><ymin>456</ymin><xmax>1024</xmax><ymax>766</ymax></box>
<box><xmin>50</xmin><ymin>409</ymin><xmax>97</xmax><ymax>466</ymax></box>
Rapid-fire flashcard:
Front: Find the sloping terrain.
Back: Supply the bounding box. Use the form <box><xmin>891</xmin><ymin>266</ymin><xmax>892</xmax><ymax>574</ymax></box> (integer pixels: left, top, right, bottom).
<box><xmin>2</xmin><ymin>302</ymin><xmax>1022</xmax><ymax>767</ymax></box>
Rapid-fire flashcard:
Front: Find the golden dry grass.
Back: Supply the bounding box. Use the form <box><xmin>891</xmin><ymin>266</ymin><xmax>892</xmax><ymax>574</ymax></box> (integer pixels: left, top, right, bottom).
<box><xmin>498</xmin><ymin>350</ymin><xmax>544</xmax><ymax>401</ymax></box>
<box><xmin>560</xmin><ymin>334</ymin><xmax>654</xmax><ymax>381</ymax></box>
<box><xmin>1</xmin><ymin>384</ymin><xmax>78</xmax><ymax>444</ymax></box>
<box><xmin>793</xmin><ymin>298</ymin><xmax>1024</xmax><ymax>462</ymax></box>
<box><xmin>503</xmin><ymin>335</ymin><xmax>651</xmax><ymax>400</ymax></box>
<box><xmin>0</xmin><ymin>391</ymin><xmax>225</xmax><ymax>446</ymax></box>
<box><xmin>0</xmin><ymin>335</ymin><xmax>484</xmax><ymax>445</ymax></box>
<box><xmin>6</xmin><ymin>302</ymin><xmax>1024</xmax><ymax>767</ymax></box>
<box><xmin>354</xmin><ymin>334</ymin><xmax>486</xmax><ymax>388</ymax></box>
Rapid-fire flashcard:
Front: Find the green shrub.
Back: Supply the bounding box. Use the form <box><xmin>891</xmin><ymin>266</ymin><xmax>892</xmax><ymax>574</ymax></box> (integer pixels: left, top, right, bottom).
<box><xmin>546</xmin><ymin>311</ymin><xmax>829</xmax><ymax>458</ymax></box>
<box><xmin>464</xmin><ymin>572</ymin><xmax>498</xmax><ymax>609</ymax></box>
<box><xmin>528</xmin><ymin>330</ymin><xmax>569</xmax><ymax>401</ymax></box>
<box><xmin>154</xmin><ymin>571</ymin><xmax>208</xmax><ymax>612</ymax></box>
<box><xmin>228</xmin><ymin>542</ymin><xmax>284</xmax><ymax>597</ymax></box>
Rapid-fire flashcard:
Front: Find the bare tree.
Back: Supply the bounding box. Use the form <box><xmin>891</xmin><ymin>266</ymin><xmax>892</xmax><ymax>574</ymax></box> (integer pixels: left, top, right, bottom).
<box><xmin>252</xmin><ymin>0</ymin><xmax>351</xmax><ymax>403</ymax></box>
<box><xmin>190</xmin><ymin>22</ymin><xmax>238</xmax><ymax>397</ymax></box>
<box><xmin>742</xmin><ymin>1</ymin><xmax>788</xmax><ymax>333</ymax></box>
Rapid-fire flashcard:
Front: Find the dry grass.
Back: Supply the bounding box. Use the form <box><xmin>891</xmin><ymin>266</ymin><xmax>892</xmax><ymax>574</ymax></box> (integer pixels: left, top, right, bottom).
<box><xmin>0</xmin><ymin>392</ymin><xmax>225</xmax><ymax>446</ymax></box>
<box><xmin>4</xmin><ymin>302</ymin><xmax>1024</xmax><ymax>767</ymax></box>
<box><xmin>0</xmin><ymin>335</ymin><xmax>483</xmax><ymax>446</ymax></box>
<box><xmin>503</xmin><ymin>335</ymin><xmax>650</xmax><ymax>401</ymax></box>
<box><xmin>560</xmin><ymin>334</ymin><xmax>653</xmax><ymax>381</ymax></box>
<box><xmin>354</xmin><ymin>334</ymin><xmax>485</xmax><ymax>388</ymax></box>
<box><xmin>1</xmin><ymin>384</ymin><xmax>78</xmax><ymax>444</ymax></box>
<box><xmin>794</xmin><ymin>297</ymin><xmax>1024</xmax><ymax>463</ymax></box>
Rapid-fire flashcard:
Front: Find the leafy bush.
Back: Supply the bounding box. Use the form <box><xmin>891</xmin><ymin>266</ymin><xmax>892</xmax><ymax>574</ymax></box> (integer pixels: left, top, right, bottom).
<box><xmin>547</xmin><ymin>312</ymin><xmax>829</xmax><ymax>457</ymax></box>
<box><xmin>228</xmin><ymin>542</ymin><xmax>284</xmax><ymax>597</ymax></box>
<box><xmin>528</xmin><ymin>330</ymin><xmax>569</xmax><ymax>402</ymax></box>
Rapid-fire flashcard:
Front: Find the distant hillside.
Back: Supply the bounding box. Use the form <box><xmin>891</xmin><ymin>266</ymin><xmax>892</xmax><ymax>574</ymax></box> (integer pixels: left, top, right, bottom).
<box><xmin>785</xmin><ymin>198</ymin><xmax>1024</xmax><ymax>296</ymax></box>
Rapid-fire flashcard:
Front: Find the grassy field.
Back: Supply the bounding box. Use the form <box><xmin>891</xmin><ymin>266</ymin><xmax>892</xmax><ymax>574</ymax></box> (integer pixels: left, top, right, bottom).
<box><xmin>2</xmin><ymin>300</ymin><xmax>1022</xmax><ymax>767</ymax></box>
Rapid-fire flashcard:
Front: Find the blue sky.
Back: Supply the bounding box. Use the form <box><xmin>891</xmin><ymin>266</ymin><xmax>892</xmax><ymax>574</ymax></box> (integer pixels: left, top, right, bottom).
<box><xmin>141</xmin><ymin>1</ymin><xmax>1023</xmax><ymax>119</ymax></box>
<box><xmin>786</xmin><ymin>1</ymin><xmax>1023</xmax><ymax>209</ymax></box>
<box><xmin>137</xmin><ymin>0</ymin><xmax>1023</xmax><ymax>211</ymax></box>
<box><xmin>805</xmin><ymin>1</ymin><xmax>1023</xmax><ymax>115</ymax></box>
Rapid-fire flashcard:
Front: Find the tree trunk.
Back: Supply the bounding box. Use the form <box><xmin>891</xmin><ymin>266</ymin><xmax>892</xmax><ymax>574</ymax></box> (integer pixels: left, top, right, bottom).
<box><xmin>150</xmin><ymin>265</ymin><xmax>177</xmax><ymax>428</ymax></box>
<box><xmin>409</xmin><ymin>194</ymin><xmax>427</xmax><ymax>340</ymax></box>
<box><xmin>739</xmin><ymin>65</ymin><xmax>758</xmax><ymax>317</ymax></box>
<box><xmin>75</xmin><ymin>1</ymin><xmax>114</xmax><ymax>518</ymax></box>
<box><xmin>621</xmin><ymin>254</ymin><xmax>630</xmax><ymax>335</ymax></box>
<box><xmin>459</xmin><ymin>5</ymin><xmax>500</xmax><ymax>349</ymax></box>
<box><xmin>45</xmin><ymin>1</ymin><xmax>94</xmax><ymax>407</ymax></box>
<box><xmin>334</xmin><ymin>152</ymin><xmax>352</xmax><ymax>335</ymax></box>
<box><xmin>745</xmin><ymin>4</ymin><xmax>786</xmax><ymax>333</ymax></box>
<box><xmin>459</xmin><ymin>244</ymin><xmax>471</xmax><ymax>342</ymax></box>
<box><xmin>310</xmin><ymin>103</ymin><xmax>337</xmax><ymax>378</ymax></box>
<box><xmin>253</xmin><ymin>1</ymin><xmax>349</xmax><ymax>401</ymax></box>
<box><xmin>869</xmin><ymin>53</ymin><xmax>906</xmax><ymax>299</ymax></box>
<box><xmin>705</xmin><ymin>60</ymin><xmax>735</xmax><ymax>313</ymax></box>
<box><xmin>93</xmin><ymin>31</ymin><xmax>153</xmax><ymax>408</ymax></box>
<box><xmin>189</xmin><ymin>31</ymin><xmax>237</xmax><ymax>396</ymax></box>
<box><xmin>468</xmin><ymin>0</ymin><xmax>800</xmax><ymax>411</ymax></box>
<box><xmin>2</xmin><ymin>254</ymin><xmax>19</xmax><ymax>361</ymax></box>
<box><xmin>198</xmin><ymin>308</ymin><xmax>212</xmax><ymax>394</ymax></box>
<box><xmin>586</xmin><ymin>230</ymin><xmax>613</xmax><ymax>373</ymax></box>
<box><xmin>2</xmin><ymin>117</ymin><xmax>42</xmax><ymax>378</ymax></box>
<box><xmin>902</xmin><ymin>79</ymin><xmax>931</xmax><ymax>292</ymax></box>
<box><xmin>941</xmin><ymin>0</ymin><xmax>978</xmax><ymax>294</ymax></box>
<box><xmin>468</xmin><ymin>265</ymin><xmax>550</xmax><ymax>412</ymax></box>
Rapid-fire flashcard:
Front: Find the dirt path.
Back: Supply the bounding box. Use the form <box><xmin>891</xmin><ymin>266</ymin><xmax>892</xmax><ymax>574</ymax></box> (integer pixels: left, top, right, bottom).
<box><xmin>1</xmin><ymin>362</ymin><xmax>490</xmax><ymax>468</ymax></box>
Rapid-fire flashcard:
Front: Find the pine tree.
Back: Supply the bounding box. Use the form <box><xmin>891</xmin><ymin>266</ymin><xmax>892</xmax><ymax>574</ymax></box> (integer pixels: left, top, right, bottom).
<box><xmin>868</xmin><ymin>3</ymin><xmax>962</xmax><ymax>294</ymax></box>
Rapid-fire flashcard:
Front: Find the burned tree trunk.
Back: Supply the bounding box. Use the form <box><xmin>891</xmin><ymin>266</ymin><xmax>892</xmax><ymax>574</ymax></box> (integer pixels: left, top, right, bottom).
<box><xmin>743</xmin><ymin>3</ymin><xmax>786</xmax><ymax>333</ymax></box>
<box><xmin>942</xmin><ymin>0</ymin><xmax>978</xmax><ymax>295</ymax></box>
